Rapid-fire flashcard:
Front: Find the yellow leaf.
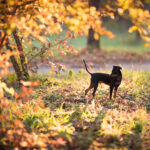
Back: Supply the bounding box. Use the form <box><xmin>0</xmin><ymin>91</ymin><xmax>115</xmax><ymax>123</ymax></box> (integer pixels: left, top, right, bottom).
<box><xmin>8</xmin><ymin>0</ymin><xmax>15</xmax><ymax>5</ymax></box>
<box><xmin>128</xmin><ymin>26</ymin><xmax>137</xmax><ymax>33</ymax></box>
<box><xmin>50</xmin><ymin>70</ymin><xmax>54</xmax><ymax>74</ymax></box>
<box><xmin>142</xmin><ymin>36</ymin><xmax>150</xmax><ymax>42</ymax></box>
<box><xmin>20</xmin><ymin>141</ymin><xmax>28</xmax><ymax>147</ymax></box>
<box><xmin>144</xmin><ymin>43</ymin><xmax>150</xmax><ymax>47</ymax></box>
<box><xmin>94</xmin><ymin>33</ymin><xmax>99</xmax><ymax>40</ymax></box>
<box><xmin>1</xmin><ymin>82</ymin><xmax>14</xmax><ymax>96</ymax></box>
<box><xmin>25</xmin><ymin>57</ymin><xmax>28</xmax><ymax>64</ymax></box>
<box><xmin>118</xmin><ymin>8</ymin><xmax>124</xmax><ymax>14</ymax></box>
<box><xmin>0</xmin><ymin>87</ymin><xmax>4</xmax><ymax>98</ymax></box>
<box><xmin>7</xmin><ymin>88</ymin><xmax>15</xmax><ymax>96</ymax></box>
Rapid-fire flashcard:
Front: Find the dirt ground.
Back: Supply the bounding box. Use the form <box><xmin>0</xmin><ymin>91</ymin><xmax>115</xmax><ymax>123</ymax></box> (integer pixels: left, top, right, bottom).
<box><xmin>9</xmin><ymin>49</ymin><xmax>150</xmax><ymax>74</ymax></box>
<box><xmin>36</xmin><ymin>49</ymin><xmax>150</xmax><ymax>74</ymax></box>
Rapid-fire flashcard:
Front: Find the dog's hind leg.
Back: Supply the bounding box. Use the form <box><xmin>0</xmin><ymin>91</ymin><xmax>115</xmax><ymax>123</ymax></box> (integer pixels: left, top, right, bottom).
<box><xmin>85</xmin><ymin>82</ymin><xmax>93</xmax><ymax>95</ymax></box>
<box><xmin>92</xmin><ymin>82</ymin><xmax>98</xmax><ymax>98</ymax></box>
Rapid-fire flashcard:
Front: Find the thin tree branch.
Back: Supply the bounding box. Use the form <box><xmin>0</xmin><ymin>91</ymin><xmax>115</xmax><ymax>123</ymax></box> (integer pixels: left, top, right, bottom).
<box><xmin>7</xmin><ymin>0</ymin><xmax>37</xmax><ymax>15</ymax></box>
<box><xmin>17</xmin><ymin>0</ymin><xmax>37</xmax><ymax>9</ymax></box>
<box><xmin>28</xmin><ymin>36</ymin><xmax>69</xmax><ymax>64</ymax></box>
<box><xmin>0</xmin><ymin>32</ymin><xmax>7</xmax><ymax>52</ymax></box>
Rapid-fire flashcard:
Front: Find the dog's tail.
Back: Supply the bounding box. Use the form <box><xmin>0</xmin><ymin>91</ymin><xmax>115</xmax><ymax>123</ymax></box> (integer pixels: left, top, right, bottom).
<box><xmin>83</xmin><ymin>59</ymin><xmax>92</xmax><ymax>75</ymax></box>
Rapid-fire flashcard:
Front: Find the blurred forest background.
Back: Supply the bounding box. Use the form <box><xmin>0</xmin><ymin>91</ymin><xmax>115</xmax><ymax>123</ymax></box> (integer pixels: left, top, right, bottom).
<box><xmin>1</xmin><ymin>0</ymin><xmax>150</xmax><ymax>79</ymax></box>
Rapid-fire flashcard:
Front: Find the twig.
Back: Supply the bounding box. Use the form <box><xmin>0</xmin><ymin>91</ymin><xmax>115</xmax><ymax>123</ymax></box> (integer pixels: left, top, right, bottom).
<box><xmin>28</xmin><ymin>36</ymin><xmax>69</xmax><ymax>64</ymax></box>
<box><xmin>0</xmin><ymin>32</ymin><xmax>7</xmax><ymax>52</ymax></box>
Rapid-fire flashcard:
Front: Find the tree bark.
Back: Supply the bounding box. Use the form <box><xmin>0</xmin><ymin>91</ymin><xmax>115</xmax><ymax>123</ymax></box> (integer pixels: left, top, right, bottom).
<box><xmin>6</xmin><ymin>38</ymin><xmax>23</xmax><ymax>81</ymax></box>
<box><xmin>88</xmin><ymin>28</ymin><xmax>100</xmax><ymax>49</ymax></box>
<box><xmin>0</xmin><ymin>32</ymin><xmax>7</xmax><ymax>53</ymax></box>
<box><xmin>13</xmin><ymin>29</ymin><xmax>29</xmax><ymax>80</ymax></box>
<box><xmin>136</xmin><ymin>31</ymin><xmax>141</xmax><ymax>41</ymax></box>
<box><xmin>87</xmin><ymin>0</ymin><xmax>101</xmax><ymax>50</ymax></box>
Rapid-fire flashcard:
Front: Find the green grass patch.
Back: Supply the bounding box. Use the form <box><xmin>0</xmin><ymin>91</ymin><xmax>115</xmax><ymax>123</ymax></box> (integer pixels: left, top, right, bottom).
<box><xmin>1</xmin><ymin>69</ymin><xmax>150</xmax><ymax>149</ymax></box>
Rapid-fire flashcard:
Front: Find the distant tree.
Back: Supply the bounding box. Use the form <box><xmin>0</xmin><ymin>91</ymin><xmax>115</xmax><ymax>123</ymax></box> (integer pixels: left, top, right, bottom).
<box><xmin>117</xmin><ymin>0</ymin><xmax>150</xmax><ymax>46</ymax></box>
<box><xmin>87</xmin><ymin>0</ymin><xmax>114</xmax><ymax>50</ymax></box>
<box><xmin>87</xmin><ymin>0</ymin><xmax>101</xmax><ymax>49</ymax></box>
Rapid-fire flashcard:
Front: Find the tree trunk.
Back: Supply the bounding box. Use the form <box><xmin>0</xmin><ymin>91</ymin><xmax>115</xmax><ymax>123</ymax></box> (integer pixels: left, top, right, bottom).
<box><xmin>136</xmin><ymin>31</ymin><xmax>141</xmax><ymax>41</ymax></box>
<box><xmin>88</xmin><ymin>28</ymin><xmax>100</xmax><ymax>49</ymax></box>
<box><xmin>13</xmin><ymin>29</ymin><xmax>29</xmax><ymax>80</ymax></box>
<box><xmin>6</xmin><ymin>38</ymin><xmax>23</xmax><ymax>81</ymax></box>
<box><xmin>87</xmin><ymin>0</ymin><xmax>101</xmax><ymax>50</ymax></box>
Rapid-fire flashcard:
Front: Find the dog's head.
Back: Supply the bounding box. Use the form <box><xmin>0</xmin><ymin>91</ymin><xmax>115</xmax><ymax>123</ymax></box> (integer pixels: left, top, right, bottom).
<box><xmin>111</xmin><ymin>66</ymin><xmax>122</xmax><ymax>74</ymax></box>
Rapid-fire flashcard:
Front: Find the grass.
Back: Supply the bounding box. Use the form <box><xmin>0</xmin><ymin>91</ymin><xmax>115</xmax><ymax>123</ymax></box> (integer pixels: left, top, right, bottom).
<box><xmin>71</xmin><ymin>32</ymin><xmax>150</xmax><ymax>54</ymax></box>
<box><xmin>1</xmin><ymin>69</ymin><xmax>150</xmax><ymax>149</ymax></box>
<box><xmin>101</xmin><ymin>20</ymin><xmax>150</xmax><ymax>54</ymax></box>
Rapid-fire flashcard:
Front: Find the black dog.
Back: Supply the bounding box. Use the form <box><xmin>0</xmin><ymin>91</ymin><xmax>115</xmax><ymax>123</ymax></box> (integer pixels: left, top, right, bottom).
<box><xmin>83</xmin><ymin>60</ymin><xmax>122</xmax><ymax>100</ymax></box>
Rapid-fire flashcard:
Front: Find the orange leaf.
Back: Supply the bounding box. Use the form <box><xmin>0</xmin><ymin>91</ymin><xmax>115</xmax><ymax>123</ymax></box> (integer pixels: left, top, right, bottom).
<box><xmin>33</xmin><ymin>106</ymin><xmax>39</xmax><ymax>112</ymax></box>
<box><xmin>20</xmin><ymin>141</ymin><xmax>28</xmax><ymax>147</ymax></box>
<box><xmin>94</xmin><ymin>33</ymin><xmax>99</xmax><ymax>40</ymax></box>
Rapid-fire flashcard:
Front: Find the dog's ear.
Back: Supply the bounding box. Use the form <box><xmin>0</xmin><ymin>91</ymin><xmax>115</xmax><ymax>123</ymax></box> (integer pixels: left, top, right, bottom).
<box><xmin>118</xmin><ymin>66</ymin><xmax>122</xmax><ymax>70</ymax></box>
<box><xmin>113</xmin><ymin>66</ymin><xmax>117</xmax><ymax>69</ymax></box>
<box><xmin>113</xmin><ymin>66</ymin><xmax>122</xmax><ymax>70</ymax></box>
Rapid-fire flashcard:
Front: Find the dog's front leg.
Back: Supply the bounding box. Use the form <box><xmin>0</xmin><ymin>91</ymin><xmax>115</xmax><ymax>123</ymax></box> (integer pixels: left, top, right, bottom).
<box><xmin>110</xmin><ymin>85</ymin><xmax>114</xmax><ymax>100</ymax></box>
<box><xmin>114</xmin><ymin>86</ymin><xmax>119</xmax><ymax>98</ymax></box>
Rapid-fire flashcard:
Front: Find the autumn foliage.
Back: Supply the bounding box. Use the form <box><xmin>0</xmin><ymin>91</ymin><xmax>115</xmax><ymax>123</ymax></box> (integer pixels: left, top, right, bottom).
<box><xmin>0</xmin><ymin>52</ymin><xmax>68</xmax><ymax>149</ymax></box>
<box><xmin>1</xmin><ymin>0</ymin><xmax>150</xmax><ymax>80</ymax></box>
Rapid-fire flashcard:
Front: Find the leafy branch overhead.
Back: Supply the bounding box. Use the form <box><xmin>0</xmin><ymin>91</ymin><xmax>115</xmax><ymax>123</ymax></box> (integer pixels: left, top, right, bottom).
<box><xmin>0</xmin><ymin>0</ymin><xmax>115</xmax><ymax>80</ymax></box>
<box><xmin>0</xmin><ymin>0</ymin><xmax>113</xmax><ymax>42</ymax></box>
<box><xmin>116</xmin><ymin>0</ymin><xmax>150</xmax><ymax>45</ymax></box>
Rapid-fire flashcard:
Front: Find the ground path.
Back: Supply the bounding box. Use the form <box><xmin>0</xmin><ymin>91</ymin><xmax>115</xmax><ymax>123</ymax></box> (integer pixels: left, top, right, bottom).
<box><xmin>36</xmin><ymin>62</ymin><xmax>150</xmax><ymax>74</ymax></box>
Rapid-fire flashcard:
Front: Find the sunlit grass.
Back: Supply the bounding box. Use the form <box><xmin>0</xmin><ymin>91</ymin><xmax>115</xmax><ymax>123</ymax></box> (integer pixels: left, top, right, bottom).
<box><xmin>1</xmin><ymin>69</ymin><xmax>150</xmax><ymax>149</ymax></box>
<box><xmin>100</xmin><ymin>109</ymin><xmax>147</xmax><ymax>136</ymax></box>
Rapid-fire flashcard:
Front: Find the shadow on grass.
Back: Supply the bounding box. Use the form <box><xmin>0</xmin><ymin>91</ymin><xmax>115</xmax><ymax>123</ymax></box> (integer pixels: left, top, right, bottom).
<box><xmin>68</xmin><ymin>109</ymin><xmax>144</xmax><ymax>150</ymax></box>
<box><xmin>66</xmin><ymin>106</ymin><xmax>107</xmax><ymax>150</ymax></box>
<box><xmin>39</xmin><ymin>88</ymin><xmax>147</xmax><ymax>149</ymax></box>
<box><xmin>58</xmin><ymin>97</ymin><xmax>144</xmax><ymax>150</ymax></box>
